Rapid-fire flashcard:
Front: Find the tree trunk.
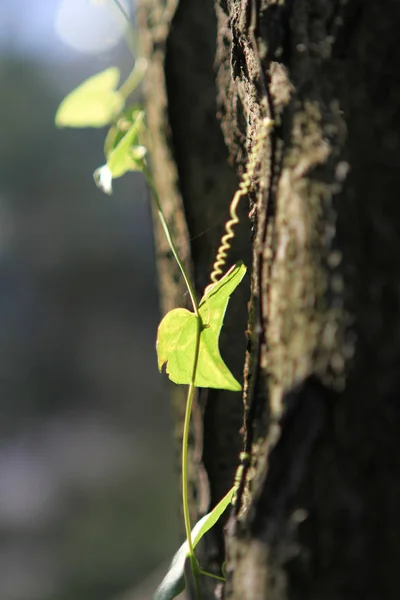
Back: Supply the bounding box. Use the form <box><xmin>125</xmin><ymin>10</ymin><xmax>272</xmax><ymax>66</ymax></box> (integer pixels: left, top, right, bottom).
<box><xmin>138</xmin><ymin>1</ymin><xmax>400</xmax><ymax>599</ymax></box>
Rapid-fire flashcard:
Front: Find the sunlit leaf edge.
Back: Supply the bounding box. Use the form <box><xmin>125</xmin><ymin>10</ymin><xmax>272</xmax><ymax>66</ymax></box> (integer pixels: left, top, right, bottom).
<box><xmin>156</xmin><ymin>262</ymin><xmax>246</xmax><ymax>391</ymax></box>
<box><xmin>55</xmin><ymin>67</ymin><xmax>124</xmax><ymax>128</ymax></box>
<box><xmin>153</xmin><ymin>487</ymin><xmax>234</xmax><ymax>600</ymax></box>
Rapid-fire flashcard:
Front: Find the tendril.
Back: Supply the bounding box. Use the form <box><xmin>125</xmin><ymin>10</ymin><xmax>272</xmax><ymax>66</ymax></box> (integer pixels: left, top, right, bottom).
<box><xmin>207</xmin><ymin>117</ymin><xmax>274</xmax><ymax>290</ymax></box>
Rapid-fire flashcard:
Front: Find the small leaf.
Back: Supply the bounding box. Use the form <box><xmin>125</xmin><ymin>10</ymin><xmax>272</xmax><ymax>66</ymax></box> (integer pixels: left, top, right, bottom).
<box><xmin>153</xmin><ymin>488</ymin><xmax>234</xmax><ymax>600</ymax></box>
<box><xmin>107</xmin><ymin>111</ymin><xmax>145</xmax><ymax>174</ymax></box>
<box><xmin>93</xmin><ymin>111</ymin><xmax>146</xmax><ymax>194</ymax></box>
<box><xmin>103</xmin><ymin>124</ymin><xmax>120</xmax><ymax>159</ymax></box>
<box><xmin>55</xmin><ymin>67</ymin><xmax>124</xmax><ymax>128</ymax></box>
<box><xmin>191</xmin><ymin>487</ymin><xmax>234</xmax><ymax>548</ymax></box>
<box><xmin>156</xmin><ymin>262</ymin><xmax>246</xmax><ymax>391</ymax></box>
<box><xmin>103</xmin><ymin>106</ymin><xmax>144</xmax><ymax>158</ymax></box>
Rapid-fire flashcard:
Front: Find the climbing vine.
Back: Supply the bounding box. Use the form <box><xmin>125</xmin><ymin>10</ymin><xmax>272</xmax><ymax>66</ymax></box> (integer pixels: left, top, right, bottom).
<box><xmin>54</xmin><ymin>4</ymin><xmax>270</xmax><ymax>598</ymax></box>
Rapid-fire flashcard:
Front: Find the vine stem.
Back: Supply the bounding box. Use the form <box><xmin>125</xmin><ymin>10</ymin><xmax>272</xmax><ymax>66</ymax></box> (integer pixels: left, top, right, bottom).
<box><xmin>118</xmin><ymin>58</ymin><xmax>147</xmax><ymax>101</ymax></box>
<box><xmin>112</xmin><ymin>0</ymin><xmax>131</xmax><ymax>25</ymax></box>
<box><xmin>111</xmin><ymin>0</ymin><xmax>137</xmax><ymax>58</ymax></box>
<box><xmin>142</xmin><ymin>165</ymin><xmax>199</xmax><ymax>318</ymax></box>
<box><xmin>182</xmin><ymin>314</ymin><xmax>202</xmax><ymax>589</ymax></box>
<box><xmin>90</xmin><ymin>0</ymin><xmax>213</xmax><ymax>593</ymax></box>
<box><xmin>142</xmin><ymin>164</ymin><xmax>201</xmax><ymax>585</ymax></box>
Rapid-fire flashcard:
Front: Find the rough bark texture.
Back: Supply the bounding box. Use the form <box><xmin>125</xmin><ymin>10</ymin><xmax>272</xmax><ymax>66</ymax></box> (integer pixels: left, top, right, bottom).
<box><xmin>138</xmin><ymin>0</ymin><xmax>400</xmax><ymax>599</ymax></box>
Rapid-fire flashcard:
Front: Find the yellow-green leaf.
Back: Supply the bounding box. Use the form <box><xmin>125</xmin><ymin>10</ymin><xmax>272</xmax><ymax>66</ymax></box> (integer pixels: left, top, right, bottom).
<box><xmin>156</xmin><ymin>262</ymin><xmax>246</xmax><ymax>391</ymax></box>
<box><xmin>55</xmin><ymin>67</ymin><xmax>124</xmax><ymax>128</ymax></box>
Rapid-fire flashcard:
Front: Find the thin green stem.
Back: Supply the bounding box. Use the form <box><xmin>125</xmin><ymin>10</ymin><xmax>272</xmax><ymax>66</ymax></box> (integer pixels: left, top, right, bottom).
<box><xmin>112</xmin><ymin>0</ymin><xmax>131</xmax><ymax>26</ymax></box>
<box><xmin>118</xmin><ymin>58</ymin><xmax>147</xmax><ymax>101</ymax></box>
<box><xmin>112</xmin><ymin>0</ymin><xmax>137</xmax><ymax>58</ymax></box>
<box><xmin>199</xmin><ymin>569</ymin><xmax>226</xmax><ymax>582</ymax></box>
<box><xmin>142</xmin><ymin>165</ymin><xmax>199</xmax><ymax>316</ymax></box>
<box><xmin>181</xmin><ymin>313</ymin><xmax>201</xmax><ymax>567</ymax></box>
<box><xmin>143</xmin><ymin>163</ymin><xmax>202</xmax><ymax>593</ymax></box>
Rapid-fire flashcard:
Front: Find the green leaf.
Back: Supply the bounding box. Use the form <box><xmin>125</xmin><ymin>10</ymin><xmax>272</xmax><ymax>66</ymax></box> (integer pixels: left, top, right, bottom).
<box><xmin>103</xmin><ymin>106</ymin><xmax>144</xmax><ymax>158</ymax></box>
<box><xmin>55</xmin><ymin>67</ymin><xmax>124</xmax><ymax>128</ymax></box>
<box><xmin>93</xmin><ymin>111</ymin><xmax>146</xmax><ymax>194</ymax></box>
<box><xmin>153</xmin><ymin>487</ymin><xmax>234</xmax><ymax>600</ymax></box>
<box><xmin>192</xmin><ymin>487</ymin><xmax>234</xmax><ymax>546</ymax></box>
<box><xmin>156</xmin><ymin>262</ymin><xmax>246</xmax><ymax>391</ymax></box>
<box><xmin>107</xmin><ymin>112</ymin><xmax>146</xmax><ymax>177</ymax></box>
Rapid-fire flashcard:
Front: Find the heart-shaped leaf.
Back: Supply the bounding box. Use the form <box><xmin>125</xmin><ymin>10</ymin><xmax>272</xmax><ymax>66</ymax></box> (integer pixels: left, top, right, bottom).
<box><xmin>153</xmin><ymin>487</ymin><xmax>234</xmax><ymax>600</ymax></box>
<box><xmin>156</xmin><ymin>262</ymin><xmax>246</xmax><ymax>391</ymax></box>
<box><xmin>55</xmin><ymin>67</ymin><xmax>124</xmax><ymax>128</ymax></box>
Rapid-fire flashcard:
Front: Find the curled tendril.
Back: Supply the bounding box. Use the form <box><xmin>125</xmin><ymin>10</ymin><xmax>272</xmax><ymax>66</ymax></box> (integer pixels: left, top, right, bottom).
<box><xmin>207</xmin><ymin>118</ymin><xmax>274</xmax><ymax>291</ymax></box>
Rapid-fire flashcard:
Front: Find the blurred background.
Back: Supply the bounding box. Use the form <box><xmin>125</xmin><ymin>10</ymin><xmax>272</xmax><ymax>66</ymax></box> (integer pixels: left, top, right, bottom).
<box><xmin>0</xmin><ymin>1</ymin><xmax>180</xmax><ymax>599</ymax></box>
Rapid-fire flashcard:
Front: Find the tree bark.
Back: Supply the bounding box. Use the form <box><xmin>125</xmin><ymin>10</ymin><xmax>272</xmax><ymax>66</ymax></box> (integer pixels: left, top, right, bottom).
<box><xmin>138</xmin><ymin>1</ymin><xmax>400</xmax><ymax>599</ymax></box>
